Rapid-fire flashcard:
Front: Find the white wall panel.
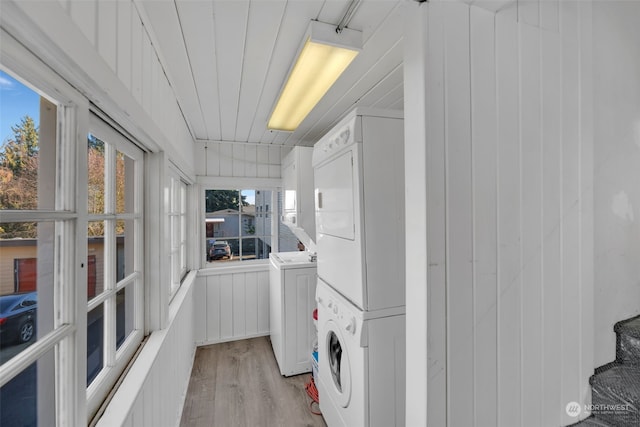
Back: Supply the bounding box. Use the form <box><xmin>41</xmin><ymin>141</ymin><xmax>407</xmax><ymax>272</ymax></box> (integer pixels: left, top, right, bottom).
<box><xmin>470</xmin><ymin>7</ymin><xmax>498</xmax><ymax>427</ymax></box>
<box><xmin>117</xmin><ymin>0</ymin><xmax>132</xmax><ymax>91</ymax></box>
<box><xmin>196</xmin><ymin>269</ymin><xmax>270</xmax><ymax>346</ymax></box>
<box><xmin>404</xmin><ymin>1</ymin><xmax>594</xmax><ymax>426</ymax></box>
<box><xmin>592</xmin><ymin>0</ymin><xmax>640</xmax><ymax>370</ymax></box>
<box><xmin>443</xmin><ymin>4</ymin><xmax>473</xmax><ymax>427</ymax></box>
<box><xmin>495</xmin><ymin>11</ymin><xmax>521</xmax><ymax>427</ymax></box>
<box><xmin>97</xmin><ymin>0</ymin><xmax>117</xmax><ymax>73</ymax></box>
<box><xmin>97</xmin><ymin>273</ymin><xmax>196</xmax><ymax>427</ymax></box>
<box><xmin>196</xmin><ymin>142</ymin><xmax>284</xmax><ymax>179</ymax></box>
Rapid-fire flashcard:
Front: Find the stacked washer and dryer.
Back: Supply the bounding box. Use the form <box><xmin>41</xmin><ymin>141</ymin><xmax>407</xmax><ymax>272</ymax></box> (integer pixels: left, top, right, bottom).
<box><xmin>312</xmin><ymin>108</ymin><xmax>406</xmax><ymax>427</ymax></box>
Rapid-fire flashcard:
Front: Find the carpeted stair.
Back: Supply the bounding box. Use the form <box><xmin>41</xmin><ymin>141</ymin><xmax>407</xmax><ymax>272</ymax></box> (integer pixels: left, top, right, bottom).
<box><xmin>571</xmin><ymin>315</ymin><xmax>640</xmax><ymax>427</ymax></box>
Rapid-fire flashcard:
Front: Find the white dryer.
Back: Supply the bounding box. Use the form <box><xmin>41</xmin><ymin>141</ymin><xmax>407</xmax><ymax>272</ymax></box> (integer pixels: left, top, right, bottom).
<box><xmin>269</xmin><ymin>251</ymin><xmax>317</xmax><ymax>376</ymax></box>
<box><xmin>312</xmin><ymin>108</ymin><xmax>405</xmax><ymax>311</ymax></box>
<box><xmin>316</xmin><ymin>278</ymin><xmax>406</xmax><ymax>427</ymax></box>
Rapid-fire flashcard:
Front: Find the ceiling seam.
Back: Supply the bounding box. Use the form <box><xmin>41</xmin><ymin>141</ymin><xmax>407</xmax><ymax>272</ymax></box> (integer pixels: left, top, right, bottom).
<box><xmin>131</xmin><ymin>0</ymin><xmax>198</xmax><ymax>143</ymax></box>
<box><xmin>247</xmin><ymin>0</ymin><xmax>290</xmax><ymax>145</ymax></box>
<box><xmin>212</xmin><ymin>1</ymin><xmax>224</xmax><ymax>142</ymax></box>
<box><xmin>233</xmin><ymin>0</ymin><xmax>252</xmax><ymax>142</ymax></box>
<box><xmin>173</xmin><ymin>0</ymin><xmax>210</xmax><ymax>140</ymax></box>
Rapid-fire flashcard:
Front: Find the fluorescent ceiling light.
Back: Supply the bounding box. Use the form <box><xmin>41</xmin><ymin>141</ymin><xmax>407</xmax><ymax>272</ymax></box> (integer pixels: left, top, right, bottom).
<box><xmin>268</xmin><ymin>20</ymin><xmax>362</xmax><ymax>132</ymax></box>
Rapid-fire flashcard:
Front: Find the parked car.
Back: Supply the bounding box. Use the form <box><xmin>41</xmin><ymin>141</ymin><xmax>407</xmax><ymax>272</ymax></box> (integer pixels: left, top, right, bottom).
<box><xmin>209</xmin><ymin>241</ymin><xmax>232</xmax><ymax>261</ymax></box>
<box><xmin>0</xmin><ymin>292</ymin><xmax>37</xmax><ymax>344</ymax></box>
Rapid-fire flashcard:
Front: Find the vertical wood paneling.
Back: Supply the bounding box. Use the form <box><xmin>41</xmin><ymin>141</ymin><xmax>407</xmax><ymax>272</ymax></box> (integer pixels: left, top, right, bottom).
<box><xmin>116</xmin><ymin>0</ymin><xmax>132</xmax><ymax>91</ymax></box>
<box><xmin>69</xmin><ymin>0</ymin><xmax>96</xmax><ymax>46</ymax></box>
<box><xmin>444</xmin><ymin>4</ymin><xmax>473</xmax><ymax>427</ymax></box>
<box><xmin>470</xmin><ymin>7</ymin><xmax>498</xmax><ymax>427</ymax></box>
<box><xmin>219</xmin><ymin>274</ymin><xmax>233</xmax><ymax>339</ymax></box>
<box><xmin>97</xmin><ymin>0</ymin><xmax>117</xmax><ymax>72</ymax></box>
<box><xmin>232</xmin><ymin>144</ymin><xmax>246</xmax><ymax>177</ymax></box>
<box><xmin>495</xmin><ymin>7</ymin><xmax>521</xmax><ymax>427</ymax></box>
<box><xmin>244</xmin><ymin>145</ymin><xmax>257</xmax><ymax>178</ymax></box>
<box><xmin>541</xmin><ymin>28</ymin><xmax>563</xmax><ymax>426</ymax></box>
<box><xmin>218</xmin><ymin>144</ymin><xmax>234</xmax><ymax>177</ymax></box>
<box><xmin>256</xmin><ymin>146</ymin><xmax>270</xmax><ymax>178</ymax></box>
<box><xmin>232</xmin><ymin>273</ymin><xmax>246</xmax><ymax>336</ymax></box>
<box><xmin>196</xmin><ymin>269</ymin><xmax>271</xmax><ymax>345</ymax></box>
<box><xmin>519</xmin><ymin>21</ymin><xmax>543</xmax><ymax>427</ymax></box>
<box><xmin>193</xmin><ymin>275</ymin><xmax>206</xmax><ymax>343</ymax></box>
<box><xmin>269</xmin><ymin>146</ymin><xmax>281</xmax><ymax>178</ymax></box>
<box><xmin>205</xmin><ymin>144</ymin><xmax>221</xmax><ymax>177</ymax></box>
<box><xmin>540</xmin><ymin>0</ymin><xmax>559</xmax><ymax>32</ymax></box>
<box><xmin>405</xmin><ymin>3</ymin><xmax>593</xmax><ymax>427</ymax></box>
<box><xmin>206</xmin><ymin>275</ymin><xmax>221</xmax><ymax>342</ymax></box>
<box><xmin>132</xmin><ymin>396</ymin><xmax>143</xmax><ymax>426</ymax></box>
<box><xmin>257</xmin><ymin>271</ymin><xmax>270</xmax><ymax>333</ymax></box>
<box><xmin>518</xmin><ymin>0</ymin><xmax>539</xmax><ymax>27</ymax></box>
<box><xmin>560</xmin><ymin>2</ymin><xmax>582</xmax><ymax>424</ymax></box>
<box><xmin>578</xmin><ymin>0</ymin><xmax>594</xmax><ymax>408</ymax></box>
<box><xmin>141</xmin><ymin>31</ymin><xmax>153</xmax><ymax>116</ymax></box>
<box><xmin>244</xmin><ymin>272</ymin><xmax>258</xmax><ymax>335</ymax></box>
<box><xmin>131</xmin><ymin>14</ymin><xmax>143</xmax><ymax>104</ymax></box>
<box><xmin>425</xmin><ymin>3</ymin><xmax>447</xmax><ymax>425</ymax></box>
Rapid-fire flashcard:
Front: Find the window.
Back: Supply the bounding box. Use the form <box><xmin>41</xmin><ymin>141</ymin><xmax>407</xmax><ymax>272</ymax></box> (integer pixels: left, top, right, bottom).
<box><xmin>204</xmin><ymin>188</ymin><xmax>301</xmax><ymax>265</ymax></box>
<box><xmin>168</xmin><ymin>168</ymin><xmax>188</xmax><ymax>298</ymax></box>
<box><xmin>205</xmin><ymin>189</ymin><xmax>273</xmax><ymax>263</ymax></box>
<box><xmin>0</xmin><ymin>68</ymin><xmax>69</xmax><ymax>426</ymax></box>
<box><xmin>86</xmin><ymin>114</ymin><xmax>144</xmax><ymax>416</ymax></box>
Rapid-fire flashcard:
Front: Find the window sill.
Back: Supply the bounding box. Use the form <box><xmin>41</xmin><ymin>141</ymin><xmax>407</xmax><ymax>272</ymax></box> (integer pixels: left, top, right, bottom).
<box><xmin>197</xmin><ymin>260</ymin><xmax>270</xmax><ymax>276</ymax></box>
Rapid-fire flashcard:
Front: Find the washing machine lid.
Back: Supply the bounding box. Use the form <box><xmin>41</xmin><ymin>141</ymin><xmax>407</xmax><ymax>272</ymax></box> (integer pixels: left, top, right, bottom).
<box><xmin>269</xmin><ymin>251</ymin><xmax>316</xmax><ymax>269</ymax></box>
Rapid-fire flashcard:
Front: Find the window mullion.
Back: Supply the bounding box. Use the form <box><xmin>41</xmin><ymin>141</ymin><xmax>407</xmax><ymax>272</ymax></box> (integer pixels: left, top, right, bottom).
<box><xmin>104</xmin><ymin>145</ymin><xmax>117</xmax><ymax>368</ymax></box>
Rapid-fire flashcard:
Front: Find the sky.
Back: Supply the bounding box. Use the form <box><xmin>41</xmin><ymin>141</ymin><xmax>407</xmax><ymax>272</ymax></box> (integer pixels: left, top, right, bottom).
<box><xmin>0</xmin><ymin>70</ymin><xmax>40</xmax><ymax>145</ymax></box>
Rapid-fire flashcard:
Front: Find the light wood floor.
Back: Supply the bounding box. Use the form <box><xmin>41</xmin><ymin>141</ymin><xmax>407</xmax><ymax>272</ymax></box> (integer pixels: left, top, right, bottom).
<box><xmin>180</xmin><ymin>337</ymin><xmax>327</xmax><ymax>427</ymax></box>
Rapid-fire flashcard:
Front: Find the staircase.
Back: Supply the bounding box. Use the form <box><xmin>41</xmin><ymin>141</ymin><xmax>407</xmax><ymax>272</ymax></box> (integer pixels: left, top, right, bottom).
<box><xmin>572</xmin><ymin>315</ymin><xmax>640</xmax><ymax>426</ymax></box>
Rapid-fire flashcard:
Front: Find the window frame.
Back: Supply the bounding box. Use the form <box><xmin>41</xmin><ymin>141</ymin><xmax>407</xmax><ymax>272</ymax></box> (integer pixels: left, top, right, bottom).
<box><xmin>85</xmin><ymin>112</ymin><xmax>145</xmax><ymax>417</ymax></box>
<box><xmin>198</xmin><ymin>176</ymin><xmax>281</xmax><ymax>269</ymax></box>
<box><xmin>0</xmin><ymin>31</ymin><xmax>88</xmax><ymax>426</ymax></box>
<box><xmin>167</xmin><ymin>164</ymin><xmax>190</xmax><ymax>300</ymax></box>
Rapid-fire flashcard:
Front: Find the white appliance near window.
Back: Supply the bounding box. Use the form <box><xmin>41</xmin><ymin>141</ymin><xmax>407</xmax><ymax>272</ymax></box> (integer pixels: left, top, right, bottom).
<box><xmin>269</xmin><ymin>251</ymin><xmax>317</xmax><ymax>376</ymax></box>
<box><xmin>316</xmin><ymin>279</ymin><xmax>406</xmax><ymax>427</ymax></box>
<box><xmin>312</xmin><ymin>108</ymin><xmax>405</xmax><ymax>311</ymax></box>
<box><xmin>281</xmin><ymin>146</ymin><xmax>316</xmax><ymax>251</ymax></box>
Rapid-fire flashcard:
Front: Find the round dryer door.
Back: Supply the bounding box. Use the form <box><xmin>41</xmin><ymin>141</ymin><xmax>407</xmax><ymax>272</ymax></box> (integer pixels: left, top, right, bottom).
<box><xmin>324</xmin><ymin>319</ymin><xmax>351</xmax><ymax>408</ymax></box>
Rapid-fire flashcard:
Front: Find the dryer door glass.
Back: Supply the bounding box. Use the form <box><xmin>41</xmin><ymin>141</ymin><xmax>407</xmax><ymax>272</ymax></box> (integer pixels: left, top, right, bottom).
<box><xmin>328</xmin><ymin>331</ymin><xmax>343</xmax><ymax>392</ymax></box>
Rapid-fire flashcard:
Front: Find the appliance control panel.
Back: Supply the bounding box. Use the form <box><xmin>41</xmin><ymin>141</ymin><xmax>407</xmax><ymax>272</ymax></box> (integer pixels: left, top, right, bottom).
<box><xmin>312</xmin><ymin>118</ymin><xmax>357</xmax><ymax>166</ymax></box>
<box><xmin>318</xmin><ymin>293</ymin><xmax>358</xmax><ymax>336</ymax></box>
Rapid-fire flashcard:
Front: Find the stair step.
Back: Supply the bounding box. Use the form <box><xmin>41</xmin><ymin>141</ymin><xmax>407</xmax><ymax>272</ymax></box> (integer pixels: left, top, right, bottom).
<box><xmin>590</xmin><ymin>365</ymin><xmax>640</xmax><ymax>426</ymax></box>
<box><xmin>615</xmin><ymin>315</ymin><xmax>640</xmax><ymax>365</ymax></box>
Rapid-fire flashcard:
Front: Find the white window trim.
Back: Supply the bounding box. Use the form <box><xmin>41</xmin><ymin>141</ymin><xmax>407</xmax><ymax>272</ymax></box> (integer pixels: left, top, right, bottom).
<box><xmin>86</xmin><ymin>112</ymin><xmax>145</xmax><ymax>418</ymax></box>
<box><xmin>167</xmin><ymin>164</ymin><xmax>191</xmax><ymax>301</ymax></box>
<box><xmin>0</xmin><ymin>29</ymin><xmax>89</xmax><ymax>427</ymax></box>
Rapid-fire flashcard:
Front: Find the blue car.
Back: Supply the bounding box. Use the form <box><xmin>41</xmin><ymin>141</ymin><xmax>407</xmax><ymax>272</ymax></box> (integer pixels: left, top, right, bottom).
<box><xmin>0</xmin><ymin>292</ymin><xmax>37</xmax><ymax>344</ymax></box>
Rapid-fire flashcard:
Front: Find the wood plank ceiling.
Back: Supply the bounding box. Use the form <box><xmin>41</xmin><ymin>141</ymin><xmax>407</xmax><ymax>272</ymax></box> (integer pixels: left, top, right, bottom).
<box><xmin>138</xmin><ymin>0</ymin><xmax>405</xmax><ymax>147</ymax></box>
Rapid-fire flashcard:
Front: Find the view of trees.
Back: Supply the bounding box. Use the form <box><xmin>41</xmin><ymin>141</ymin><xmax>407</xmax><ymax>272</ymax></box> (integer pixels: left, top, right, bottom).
<box><xmin>205</xmin><ymin>189</ymin><xmax>247</xmax><ymax>213</ymax></box>
<box><xmin>0</xmin><ymin>118</ymin><xmax>125</xmax><ymax>238</ymax></box>
<box><xmin>0</xmin><ymin>115</ymin><xmax>39</xmax><ymax>238</ymax></box>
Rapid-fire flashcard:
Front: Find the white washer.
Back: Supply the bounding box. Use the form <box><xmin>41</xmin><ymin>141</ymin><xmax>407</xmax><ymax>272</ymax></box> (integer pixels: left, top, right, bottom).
<box><xmin>312</xmin><ymin>108</ymin><xmax>405</xmax><ymax>311</ymax></box>
<box><xmin>269</xmin><ymin>251</ymin><xmax>317</xmax><ymax>376</ymax></box>
<box><xmin>316</xmin><ymin>278</ymin><xmax>406</xmax><ymax>427</ymax></box>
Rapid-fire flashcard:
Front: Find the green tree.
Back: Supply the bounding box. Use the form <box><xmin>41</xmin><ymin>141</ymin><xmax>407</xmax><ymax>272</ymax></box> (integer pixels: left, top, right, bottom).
<box><xmin>0</xmin><ymin>115</ymin><xmax>39</xmax><ymax>175</ymax></box>
<box><xmin>205</xmin><ymin>189</ymin><xmax>247</xmax><ymax>213</ymax></box>
<box><xmin>0</xmin><ymin>115</ymin><xmax>39</xmax><ymax>237</ymax></box>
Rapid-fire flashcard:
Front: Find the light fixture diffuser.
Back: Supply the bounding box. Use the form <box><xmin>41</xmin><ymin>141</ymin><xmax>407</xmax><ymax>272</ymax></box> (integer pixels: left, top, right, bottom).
<box><xmin>268</xmin><ymin>21</ymin><xmax>362</xmax><ymax>132</ymax></box>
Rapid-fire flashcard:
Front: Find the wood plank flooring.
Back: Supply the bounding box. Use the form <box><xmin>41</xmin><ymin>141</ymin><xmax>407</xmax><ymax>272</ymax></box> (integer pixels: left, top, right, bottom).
<box><xmin>180</xmin><ymin>337</ymin><xmax>327</xmax><ymax>427</ymax></box>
